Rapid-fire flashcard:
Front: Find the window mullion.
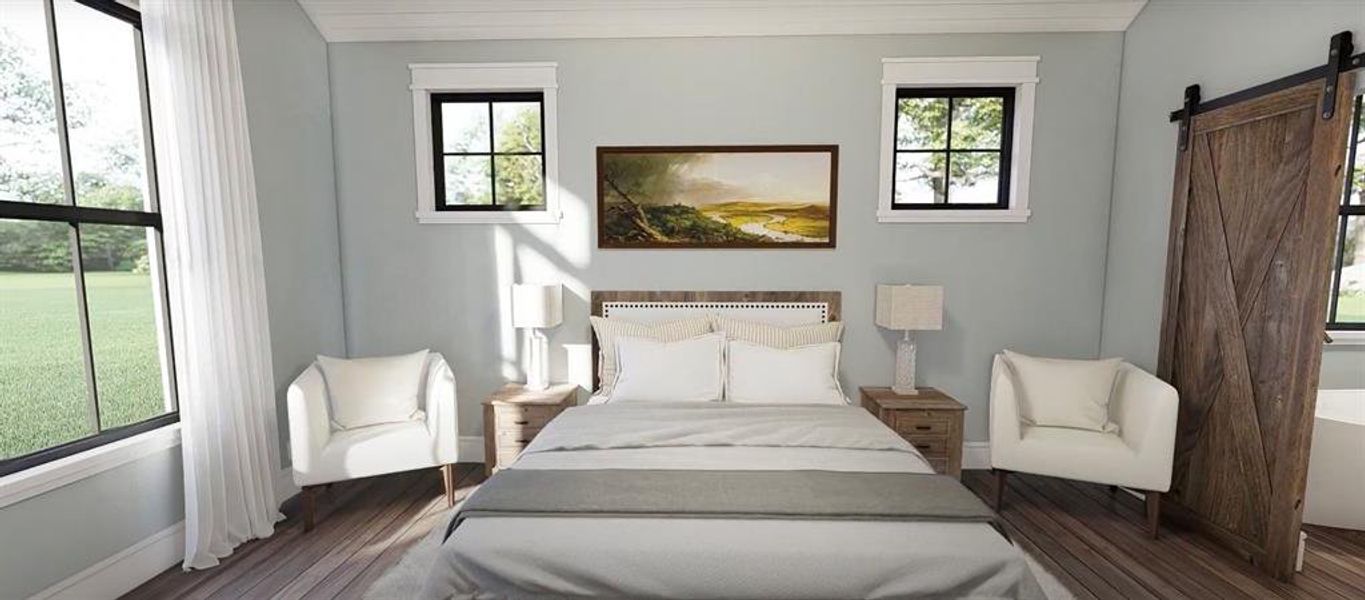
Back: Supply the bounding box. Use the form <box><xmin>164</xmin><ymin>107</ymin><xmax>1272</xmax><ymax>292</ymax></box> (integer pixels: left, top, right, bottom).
<box><xmin>43</xmin><ymin>0</ymin><xmax>76</xmax><ymax>209</ymax></box>
<box><xmin>943</xmin><ymin>98</ymin><xmax>954</xmax><ymax>204</ymax></box>
<box><xmin>45</xmin><ymin>0</ymin><xmax>102</xmax><ymax>432</ymax></box>
<box><xmin>488</xmin><ymin>102</ymin><xmax>498</xmax><ymax>206</ymax></box>
<box><xmin>69</xmin><ymin>226</ymin><xmax>102</xmax><ymax>433</ymax></box>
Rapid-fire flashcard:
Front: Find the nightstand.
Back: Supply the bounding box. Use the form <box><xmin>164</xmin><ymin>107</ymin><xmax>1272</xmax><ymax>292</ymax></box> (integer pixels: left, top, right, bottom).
<box><xmin>860</xmin><ymin>387</ymin><xmax>966</xmax><ymax>478</ymax></box>
<box><xmin>482</xmin><ymin>383</ymin><xmax>577</xmax><ymax>476</ymax></box>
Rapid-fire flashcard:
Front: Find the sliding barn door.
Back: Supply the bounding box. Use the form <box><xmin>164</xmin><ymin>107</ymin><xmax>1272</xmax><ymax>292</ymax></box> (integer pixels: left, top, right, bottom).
<box><xmin>1157</xmin><ymin>74</ymin><xmax>1357</xmax><ymax>580</ymax></box>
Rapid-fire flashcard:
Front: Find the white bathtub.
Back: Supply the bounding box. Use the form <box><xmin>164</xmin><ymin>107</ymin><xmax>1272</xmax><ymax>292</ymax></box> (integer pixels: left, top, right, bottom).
<box><xmin>1303</xmin><ymin>389</ymin><xmax>1365</xmax><ymax>530</ymax></box>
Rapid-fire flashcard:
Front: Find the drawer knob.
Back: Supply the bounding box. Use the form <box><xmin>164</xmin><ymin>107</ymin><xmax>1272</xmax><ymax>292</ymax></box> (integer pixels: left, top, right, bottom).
<box><xmin>517</xmin><ymin>439</ymin><xmax>530</xmax><ymax>444</ymax></box>
<box><xmin>513</xmin><ymin>420</ymin><xmax>529</xmax><ymax>425</ymax></box>
<box><xmin>915</xmin><ymin>425</ymin><xmax>931</xmax><ymax>431</ymax></box>
<box><xmin>915</xmin><ymin>444</ymin><xmax>930</xmax><ymax>450</ymax></box>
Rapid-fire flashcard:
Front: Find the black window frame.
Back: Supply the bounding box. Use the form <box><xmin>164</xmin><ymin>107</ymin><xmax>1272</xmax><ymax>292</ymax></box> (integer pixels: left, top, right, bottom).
<box><xmin>0</xmin><ymin>0</ymin><xmax>178</xmax><ymax>477</ymax></box>
<box><xmin>891</xmin><ymin>87</ymin><xmax>1016</xmax><ymax>210</ymax></box>
<box><xmin>430</xmin><ymin>91</ymin><xmax>548</xmax><ymax>212</ymax></box>
<box><xmin>1328</xmin><ymin>93</ymin><xmax>1365</xmax><ymax>332</ymax></box>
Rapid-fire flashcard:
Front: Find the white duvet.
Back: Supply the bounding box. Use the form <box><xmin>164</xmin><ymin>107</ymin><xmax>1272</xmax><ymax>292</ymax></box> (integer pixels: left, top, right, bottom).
<box><xmin>422</xmin><ymin>403</ymin><xmax>1046</xmax><ymax>600</ymax></box>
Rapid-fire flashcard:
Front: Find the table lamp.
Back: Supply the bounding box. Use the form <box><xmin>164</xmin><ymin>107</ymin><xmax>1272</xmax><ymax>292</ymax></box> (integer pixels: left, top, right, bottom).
<box><xmin>875</xmin><ymin>284</ymin><xmax>943</xmax><ymax>395</ymax></box>
<box><xmin>512</xmin><ymin>283</ymin><xmax>563</xmax><ymax>390</ymax></box>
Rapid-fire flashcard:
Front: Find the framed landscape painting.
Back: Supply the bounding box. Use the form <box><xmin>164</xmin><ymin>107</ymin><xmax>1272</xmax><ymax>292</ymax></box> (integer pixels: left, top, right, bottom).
<box><xmin>597</xmin><ymin>145</ymin><xmax>838</xmax><ymax>248</ymax></box>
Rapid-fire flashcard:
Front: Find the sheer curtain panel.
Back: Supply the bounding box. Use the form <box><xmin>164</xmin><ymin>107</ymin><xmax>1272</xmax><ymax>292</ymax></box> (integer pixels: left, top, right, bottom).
<box><xmin>142</xmin><ymin>0</ymin><xmax>282</xmax><ymax>570</ymax></box>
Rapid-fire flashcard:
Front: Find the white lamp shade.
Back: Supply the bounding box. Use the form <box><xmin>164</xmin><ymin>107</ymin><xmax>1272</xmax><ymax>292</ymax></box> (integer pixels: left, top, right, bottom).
<box><xmin>875</xmin><ymin>284</ymin><xmax>943</xmax><ymax>331</ymax></box>
<box><xmin>512</xmin><ymin>283</ymin><xmax>563</xmax><ymax>328</ymax></box>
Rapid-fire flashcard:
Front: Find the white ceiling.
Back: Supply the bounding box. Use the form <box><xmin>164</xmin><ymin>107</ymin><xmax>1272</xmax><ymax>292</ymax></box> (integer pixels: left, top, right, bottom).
<box><xmin>296</xmin><ymin>0</ymin><xmax>1148</xmax><ymax>43</ymax></box>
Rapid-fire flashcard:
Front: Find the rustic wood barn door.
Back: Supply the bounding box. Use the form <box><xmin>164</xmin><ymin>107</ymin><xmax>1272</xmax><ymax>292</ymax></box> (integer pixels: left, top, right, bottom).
<box><xmin>1157</xmin><ymin>51</ymin><xmax>1358</xmax><ymax>580</ymax></box>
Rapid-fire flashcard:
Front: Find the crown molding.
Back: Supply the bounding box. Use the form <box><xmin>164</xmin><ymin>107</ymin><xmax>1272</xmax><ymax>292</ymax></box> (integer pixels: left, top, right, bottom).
<box><xmin>297</xmin><ymin>0</ymin><xmax>1148</xmax><ymax>43</ymax></box>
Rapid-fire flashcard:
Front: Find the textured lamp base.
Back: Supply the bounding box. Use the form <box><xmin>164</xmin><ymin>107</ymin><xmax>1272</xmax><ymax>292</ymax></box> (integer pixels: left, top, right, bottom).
<box><xmin>891</xmin><ymin>333</ymin><xmax>920</xmax><ymax>395</ymax></box>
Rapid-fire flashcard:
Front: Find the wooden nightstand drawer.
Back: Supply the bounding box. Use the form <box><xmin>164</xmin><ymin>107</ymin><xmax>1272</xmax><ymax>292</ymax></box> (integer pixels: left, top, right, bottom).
<box><xmin>925</xmin><ymin>457</ymin><xmax>949</xmax><ymax>473</ymax></box>
<box><xmin>904</xmin><ymin>436</ymin><xmax>948</xmax><ymax>457</ymax></box>
<box><xmin>496</xmin><ymin>426</ymin><xmax>542</xmax><ymax>445</ymax></box>
<box><xmin>892</xmin><ymin>413</ymin><xmax>951</xmax><ymax>436</ymax></box>
<box><xmin>494</xmin><ymin>405</ymin><xmax>558</xmax><ymax>428</ymax></box>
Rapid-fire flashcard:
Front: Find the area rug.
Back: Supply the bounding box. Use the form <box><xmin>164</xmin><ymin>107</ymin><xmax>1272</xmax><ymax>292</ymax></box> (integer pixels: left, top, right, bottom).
<box><xmin>365</xmin><ymin>512</ymin><xmax>1075</xmax><ymax>600</ymax></box>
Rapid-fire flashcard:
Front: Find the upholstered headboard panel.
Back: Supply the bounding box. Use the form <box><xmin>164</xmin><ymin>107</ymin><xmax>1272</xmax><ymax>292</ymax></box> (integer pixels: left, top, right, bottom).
<box><xmin>588</xmin><ymin>291</ymin><xmax>841</xmax><ymax>391</ymax></box>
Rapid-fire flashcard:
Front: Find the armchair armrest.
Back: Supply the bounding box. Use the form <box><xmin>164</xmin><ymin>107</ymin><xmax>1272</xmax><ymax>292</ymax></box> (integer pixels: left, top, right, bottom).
<box><xmin>989</xmin><ymin>354</ymin><xmax>1024</xmax><ymax>459</ymax></box>
<box><xmin>422</xmin><ymin>353</ymin><xmax>459</xmax><ymax>464</ymax></box>
<box><xmin>286</xmin><ymin>364</ymin><xmax>332</xmax><ymax>480</ymax></box>
<box><xmin>1110</xmin><ymin>363</ymin><xmax>1179</xmax><ymax>490</ymax></box>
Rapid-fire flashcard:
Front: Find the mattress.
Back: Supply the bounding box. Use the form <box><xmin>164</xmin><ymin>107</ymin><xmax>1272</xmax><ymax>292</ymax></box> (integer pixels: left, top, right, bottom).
<box><xmin>422</xmin><ymin>403</ymin><xmax>1045</xmax><ymax>600</ymax></box>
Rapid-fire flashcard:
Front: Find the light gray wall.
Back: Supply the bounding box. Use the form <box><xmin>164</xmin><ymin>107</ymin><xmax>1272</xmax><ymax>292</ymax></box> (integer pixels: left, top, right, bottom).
<box><xmin>328</xmin><ymin>33</ymin><xmax>1125</xmax><ymax>442</ymax></box>
<box><xmin>0</xmin><ymin>447</ymin><xmax>184</xmax><ymax>598</ymax></box>
<box><xmin>1098</xmin><ymin>0</ymin><xmax>1365</xmax><ymax>389</ymax></box>
<box><xmin>0</xmin><ymin>2</ymin><xmax>342</xmax><ymax>596</ymax></box>
<box><xmin>236</xmin><ymin>0</ymin><xmax>347</xmax><ymax>466</ymax></box>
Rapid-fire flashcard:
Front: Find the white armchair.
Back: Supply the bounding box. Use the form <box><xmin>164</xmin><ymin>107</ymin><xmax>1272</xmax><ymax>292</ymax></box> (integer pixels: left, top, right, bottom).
<box><xmin>286</xmin><ymin>352</ymin><xmax>459</xmax><ymax>530</ymax></box>
<box><xmin>989</xmin><ymin>353</ymin><xmax>1178</xmax><ymax>537</ymax></box>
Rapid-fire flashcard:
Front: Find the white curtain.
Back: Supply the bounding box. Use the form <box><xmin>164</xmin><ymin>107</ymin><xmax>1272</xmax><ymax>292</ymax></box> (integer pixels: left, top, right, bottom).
<box><xmin>142</xmin><ymin>0</ymin><xmax>282</xmax><ymax>570</ymax></box>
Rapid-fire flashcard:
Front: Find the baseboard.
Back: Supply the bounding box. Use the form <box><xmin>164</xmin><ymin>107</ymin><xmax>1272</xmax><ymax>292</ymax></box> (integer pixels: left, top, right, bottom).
<box><xmin>459</xmin><ymin>435</ymin><xmax>485</xmax><ymax>463</ymax></box>
<box><xmin>31</xmin><ymin>522</ymin><xmax>184</xmax><ymax>600</ymax></box>
<box><xmin>274</xmin><ymin>467</ymin><xmax>300</xmax><ymax>506</ymax></box>
<box><xmin>964</xmin><ymin>442</ymin><xmax>990</xmax><ymax>470</ymax></box>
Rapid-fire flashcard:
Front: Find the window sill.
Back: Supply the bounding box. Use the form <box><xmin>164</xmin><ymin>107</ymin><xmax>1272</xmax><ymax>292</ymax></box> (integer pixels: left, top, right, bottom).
<box><xmin>877</xmin><ymin>208</ymin><xmax>1031</xmax><ymax>223</ymax></box>
<box><xmin>0</xmin><ymin>423</ymin><xmax>181</xmax><ymax>510</ymax></box>
<box><xmin>1326</xmin><ymin>330</ymin><xmax>1365</xmax><ymax>346</ymax></box>
<box><xmin>416</xmin><ymin>210</ymin><xmax>562</xmax><ymax>225</ymax></box>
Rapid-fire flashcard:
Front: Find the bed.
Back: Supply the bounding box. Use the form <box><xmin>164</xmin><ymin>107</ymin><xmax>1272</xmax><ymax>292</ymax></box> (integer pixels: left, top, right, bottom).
<box><xmin>421</xmin><ymin>292</ymin><xmax>1046</xmax><ymax>600</ymax></box>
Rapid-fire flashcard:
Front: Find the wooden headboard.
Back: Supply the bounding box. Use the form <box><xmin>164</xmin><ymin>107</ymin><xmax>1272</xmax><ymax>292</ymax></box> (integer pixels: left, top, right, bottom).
<box><xmin>588</xmin><ymin>290</ymin><xmax>842</xmax><ymax>392</ymax></box>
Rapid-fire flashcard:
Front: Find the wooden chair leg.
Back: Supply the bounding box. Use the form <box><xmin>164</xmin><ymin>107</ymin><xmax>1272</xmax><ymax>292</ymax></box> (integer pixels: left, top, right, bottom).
<box><xmin>302</xmin><ymin>485</ymin><xmax>318</xmax><ymax>532</ymax></box>
<box><xmin>993</xmin><ymin>469</ymin><xmax>1009</xmax><ymax>511</ymax></box>
<box><xmin>1145</xmin><ymin>491</ymin><xmax>1161</xmax><ymax>539</ymax></box>
<box><xmin>441</xmin><ymin>464</ymin><xmax>456</xmax><ymax>508</ymax></box>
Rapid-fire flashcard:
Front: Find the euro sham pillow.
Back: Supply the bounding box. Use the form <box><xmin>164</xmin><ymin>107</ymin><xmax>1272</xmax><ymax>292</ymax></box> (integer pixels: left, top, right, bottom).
<box><xmin>1003</xmin><ymin>349</ymin><xmax>1121</xmax><ymax>433</ymax></box>
<box><xmin>589</xmin><ymin>316</ymin><xmax>712</xmax><ymax>396</ymax></box>
<box><xmin>712</xmin><ymin>315</ymin><xmax>843</xmax><ymax>348</ymax></box>
<box><xmin>316</xmin><ymin>349</ymin><xmax>429</xmax><ymax>430</ymax></box>
<box><xmin>726</xmin><ymin>340</ymin><xmax>846</xmax><ymax>405</ymax></box>
<box><xmin>608</xmin><ymin>333</ymin><xmax>725</xmax><ymax>403</ymax></box>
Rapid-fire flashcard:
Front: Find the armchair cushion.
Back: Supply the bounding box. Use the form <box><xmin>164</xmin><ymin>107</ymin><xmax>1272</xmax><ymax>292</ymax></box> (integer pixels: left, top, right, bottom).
<box><xmin>1003</xmin><ymin>350</ymin><xmax>1121</xmax><ymax>433</ymax></box>
<box><xmin>316</xmin><ymin>349</ymin><xmax>429</xmax><ymax>429</ymax></box>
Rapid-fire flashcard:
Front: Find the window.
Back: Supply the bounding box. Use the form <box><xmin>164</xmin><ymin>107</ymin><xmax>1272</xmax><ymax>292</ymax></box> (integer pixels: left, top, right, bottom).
<box><xmin>410</xmin><ymin>62</ymin><xmax>560</xmax><ymax>224</ymax></box>
<box><xmin>892</xmin><ymin>88</ymin><xmax>1014</xmax><ymax>209</ymax></box>
<box><xmin>1328</xmin><ymin>92</ymin><xmax>1365</xmax><ymax>332</ymax></box>
<box><xmin>0</xmin><ymin>0</ymin><xmax>176</xmax><ymax>476</ymax></box>
<box><xmin>878</xmin><ymin>57</ymin><xmax>1037</xmax><ymax>223</ymax></box>
<box><xmin>431</xmin><ymin>92</ymin><xmax>546</xmax><ymax>211</ymax></box>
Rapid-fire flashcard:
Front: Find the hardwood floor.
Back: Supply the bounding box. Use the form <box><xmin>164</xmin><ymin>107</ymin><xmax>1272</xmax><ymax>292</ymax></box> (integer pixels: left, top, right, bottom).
<box><xmin>961</xmin><ymin>470</ymin><xmax>1365</xmax><ymax>600</ymax></box>
<box><xmin>123</xmin><ymin>464</ymin><xmax>484</xmax><ymax>600</ymax></box>
<box><xmin>123</xmin><ymin>466</ymin><xmax>1364</xmax><ymax>599</ymax></box>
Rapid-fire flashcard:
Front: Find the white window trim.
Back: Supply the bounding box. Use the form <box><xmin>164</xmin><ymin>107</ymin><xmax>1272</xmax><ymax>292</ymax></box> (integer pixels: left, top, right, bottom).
<box><xmin>1327</xmin><ymin>330</ymin><xmax>1365</xmax><ymax>345</ymax></box>
<box><xmin>410</xmin><ymin>62</ymin><xmax>561</xmax><ymax>224</ymax></box>
<box><xmin>0</xmin><ymin>423</ymin><xmax>181</xmax><ymax>510</ymax></box>
<box><xmin>877</xmin><ymin>56</ymin><xmax>1038</xmax><ymax>224</ymax></box>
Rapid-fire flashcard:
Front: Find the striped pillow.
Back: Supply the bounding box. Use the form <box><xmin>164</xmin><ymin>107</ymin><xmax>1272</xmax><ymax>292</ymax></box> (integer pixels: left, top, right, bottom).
<box><xmin>712</xmin><ymin>315</ymin><xmax>843</xmax><ymax>348</ymax></box>
<box><xmin>590</xmin><ymin>316</ymin><xmax>712</xmax><ymax>395</ymax></box>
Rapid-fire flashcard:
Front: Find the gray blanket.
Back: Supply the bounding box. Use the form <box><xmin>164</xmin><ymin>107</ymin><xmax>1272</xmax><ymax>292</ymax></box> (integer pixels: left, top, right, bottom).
<box><xmin>446</xmin><ymin>468</ymin><xmax>997</xmax><ymax>541</ymax></box>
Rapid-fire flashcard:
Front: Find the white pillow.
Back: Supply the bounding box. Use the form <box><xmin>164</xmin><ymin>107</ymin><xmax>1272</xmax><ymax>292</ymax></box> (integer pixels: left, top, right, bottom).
<box><xmin>316</xmin><ymin>349</ymin><xmax>429</xmax><ymax>430</ymax></box>
<box><xmin>590</xmin><ymin>316</ymin><xmax>712</xmax><ymax>396</ymax></box>
<box><xmin>608</xmin><ymin>333</ymin><xmax>725</xmax><ymax>403</ymax></box>
<box><xmin>712</xmin><ymin>315</ymin><xmax>843</xmax><ymax>348</ymax></box>
<box><xmin>726</xmin><ymin>340</ymin><xmax>846</xmax><ymax>405</ymax></box>
<box><xmin>1003</xmin><ymin>350</ymin><xmax>1121</xmax><ymax>433</ymax></box>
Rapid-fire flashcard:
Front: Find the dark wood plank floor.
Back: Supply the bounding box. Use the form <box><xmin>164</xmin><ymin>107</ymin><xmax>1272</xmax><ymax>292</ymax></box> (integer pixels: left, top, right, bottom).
<box><xmin>123</xmin><ymin>463</ymin><xmax>484</xmax><ymax>600</ymax></box>
<box><xmin>123</xmin><ymin>467</ymin><xmax>1364</xmax><ymax>599</ymax></box>
<box><xmin>961</xmin><ymin>470</ymin><xmax>1365</xmax><ymax>600</ymax></box>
